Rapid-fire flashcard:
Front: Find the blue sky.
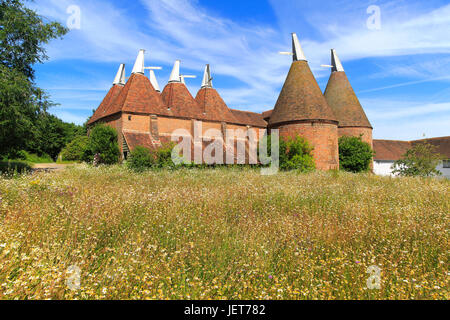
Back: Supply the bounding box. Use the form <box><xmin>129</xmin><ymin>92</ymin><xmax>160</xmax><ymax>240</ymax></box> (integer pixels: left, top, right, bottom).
<box><xmin>32</xmin><ymin>0</ymin><xmax>450</xmax><ymax>140</ymax></box>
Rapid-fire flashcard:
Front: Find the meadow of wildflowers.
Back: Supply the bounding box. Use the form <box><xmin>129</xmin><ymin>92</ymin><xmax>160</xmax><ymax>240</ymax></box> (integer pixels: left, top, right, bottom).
<box><xmin>0</xmin><ymin>165</ymin><xmax>448</xmax><ymax>300</ymax></box>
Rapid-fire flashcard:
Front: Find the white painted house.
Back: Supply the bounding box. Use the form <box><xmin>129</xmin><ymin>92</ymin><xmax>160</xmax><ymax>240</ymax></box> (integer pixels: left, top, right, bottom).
<box><xmin>373</xmin><ymin>137</ymin><xmax>450</xmax><ymax>178</ymax></box>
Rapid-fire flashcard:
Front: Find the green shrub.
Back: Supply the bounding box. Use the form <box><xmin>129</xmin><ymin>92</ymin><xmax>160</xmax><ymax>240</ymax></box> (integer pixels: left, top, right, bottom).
<box><xmin>127</xmin><ymin>146</ymin><xmax>155</xmax><ymax>172</ymax></box>
<box><xmin>83</xmin><ymin>125</ymin><xmax>120</xmax><ymax>165</ymax></box>
<box><xmin>259</xmin><ymin>134</ymin><xmax>315</xmax><ymax>172</ymax></box>
<box><xmin>14</xmin><ymin>150</ymin><xmax>28</xmax><ymax>161</ymax></box>
<box><xmin>61</xmin><ymin>136</ymin><xmax>89</xmax><ymax>162</ymax></box>
<box><xmin>0</xmin><ymin>161</ymin><xmax>32</xmax><ymax>176</ymax></box>
<box><xmin>339</xmin><ymin>136</ymin><xmax>374</xmax><ymax>173</ymax></box>
<box><xmin>281</xmin><ymin>136</ymin><xmax>315</xmax><ymax>171</ymax></box>
<box><xmin>155</xmin><ymin>142</ymin><xmax>179</xmax><ymax>169</ymax></box>
<box><xmin>8</xmin><ymin>150</ymin><xmax>52</xmax><ymax>163</ymax></box>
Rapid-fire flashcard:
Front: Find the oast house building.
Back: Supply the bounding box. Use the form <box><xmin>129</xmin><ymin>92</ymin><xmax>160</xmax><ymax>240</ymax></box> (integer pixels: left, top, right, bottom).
<box><xmin>88</xmin><ymin>33</ymin><xmax>379</xmax><ymax>171</ymax></box>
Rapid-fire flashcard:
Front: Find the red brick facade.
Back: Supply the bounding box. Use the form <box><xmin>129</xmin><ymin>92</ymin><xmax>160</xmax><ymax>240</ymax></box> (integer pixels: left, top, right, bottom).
<box><xmin>275</xmin><ymin>122</ymin><xmax>339</xmax><ymax>170</ymax></box>
<box><xmin>338</xmin><ymin>127</ymin><xmax>373</xmax><ymax>148</ymax></box>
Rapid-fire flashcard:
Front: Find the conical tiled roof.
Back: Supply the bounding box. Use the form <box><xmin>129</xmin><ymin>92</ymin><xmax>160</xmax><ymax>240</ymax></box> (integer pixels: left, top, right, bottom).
<box><xmin>324</xmin><ymin>52</ymin><xmax>372</xmax><ymax>128</ymax></box>
<box><xmin>161</xmin><ymin>82</ymin><xmax>206</xmax><ymax>119</ymax></box>
<box><xmin>195</xmin><ymin>87</ymin><xmax>238</xmax><ymax>123</ymax></box>
<box><xmin>88</xmin><ymin>84</ymin><xmax>123</xmax><ymax>124</ymax></box>
<box><xmin>269</xmin><ymin>60</ymin><xmax>337</xmax><ymax>126</ymax></box>
<box><xmin>104</xmin><ymin>73</ymin><xmax>169</xmax><ymax>118</ymax></box>
<box><xmin>89</xmin><ymin>64</ymin><xmax>126</xmax><ymax>124</ymax></box>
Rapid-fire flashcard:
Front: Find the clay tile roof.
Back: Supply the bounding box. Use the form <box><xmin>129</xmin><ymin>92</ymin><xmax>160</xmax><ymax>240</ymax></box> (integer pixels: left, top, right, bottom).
<box><xmin>412</xmin><ymin>136</ymin><xmax>450</xmax><ymax>159</ymax></box>
<box><xmin>262</xmin><ymin>109</ymin><xmax>273</xmax><ymax>121</ymax></box>
<box><xmin>324</xmin><ymin>71</ymin><xmax>372</xmax><ymax>128</ymax></box>
<box><xmin>123</xmin><ymin>130</ymin><xmax>158</xmax><ymax>152</ymax></box>
<box><xmin>161</xmin><ymin>82</ymin><xmax>206</xmax><ymax>120</ymax></box>
<box><xmin>230</xmin><ymin>109</ymin><xmax>267</xmax><ymax>127</ymax></box>
<box><xmin>269</xmin><ymin>60</ymin><xmax>337</xmax><ymax>126</ymax></box>
<box><xmin>373</xmin><ymin>140</ymin><xmax>412</xmax><ymax>161</ymax></box>
<box><xmin>374</xmin><ymin>137</ymin><xmax>450</xmax><ymax>161</ymax></box>
<box><xmin>195</xmin><ymin>87</ymin><xmax>238</xmax><ymax>123</ymax></box>
<box><xmin>88</xmin><ymin>85</ymin><xmax>123</xmax><ymax>125</ymax></box>
<box><xmin>103</xmin><ymin>73</ymin><xmax>169</xmax><ymax>119</ymax></box>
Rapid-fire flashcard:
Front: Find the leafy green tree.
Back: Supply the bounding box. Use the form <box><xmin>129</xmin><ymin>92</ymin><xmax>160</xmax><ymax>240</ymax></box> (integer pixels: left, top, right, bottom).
<box><xmin>0</xmin><ymin>65</ymin><xmax>36</xmax><ymax>157</ymax></box>
<box><xmin>339</xmin><ymin>136</ymin><xmax>374</xmax><ymax>173</ymax></box>
<box><xmin>83</xmin><ymin>125</ymin><xmax>120</xmax><ymax>165</ymax></box>
<box><xmin>392</xmin><ymin>142</ymin><xmax>443</xmax><ymax>177</ymax></box>
<box><xmin>25</xmin><ymin>113</ymin><xmax>82</xmax><ymax>160</ymax></box>
<box><xmin>0</xmin><ymin>0</ymin><xmax>68</xmax><ymax>80</ymax></box>
<box><xmin>61</xmin><ymin>136</ymin><xmax>89</xmax><ymax>162</ymax></box>
<box><xmin>0</xmin><ymin>0</ymin><xmax>68</xmax><ymax>158</ymax></box>
<box><xmin>127</xmin><ymin>146</ymin><xmax>155</xmax><ymax>172</ymax></box>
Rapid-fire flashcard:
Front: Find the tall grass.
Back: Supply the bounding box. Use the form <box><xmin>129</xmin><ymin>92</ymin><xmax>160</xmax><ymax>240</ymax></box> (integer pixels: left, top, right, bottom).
<box><xmin>0</xmin><ymin>161</ymin><xmax>32</xmax><ymax>176</ymax></box>
<box><xmin>0</xmin><ymin>165</ymin><xmax>448</xmax><ymax>300</ymax></box>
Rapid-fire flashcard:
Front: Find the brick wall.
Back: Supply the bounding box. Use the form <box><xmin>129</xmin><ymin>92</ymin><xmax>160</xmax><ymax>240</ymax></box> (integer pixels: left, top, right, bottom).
<box><xmin>338</xmin><ymin>127</ymin><xmax>373</xmax><ymax>148</ymax></box>
<box><xmin>158</xmin><ymin>117</ymin><xmax>191</xmax><ymax>135</ymax></box>
<box><xmin>99</xmin><ymin>113</ymin><xmax>266</xmax><ymax>164</ymax></box>
<box><xmin>122</xmin><ymin>113</ymin><xmax>151</xmax><ymax>132</ymax></box>
<box><xmin>274</xmin><ymin>122</ymin><xmax>339</xmax><ymax>170</ymax></box>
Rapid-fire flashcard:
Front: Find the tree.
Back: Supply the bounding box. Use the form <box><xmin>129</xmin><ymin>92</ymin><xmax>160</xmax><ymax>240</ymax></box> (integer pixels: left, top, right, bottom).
<box><xmin>26</xmin><ymin>113</ymin><xmax>85</xmax><ymax>160</ymax></box>
<box><xmin>0</xmin><ymin>0</ymin><xmax>68</xmax><ymax>80</ymax></box>
<box><xmin>392</xmin><ymin>142</ymin><xmax>443</xmax><ymax>177</ymax></box>
<box><xmin>83</xmin><ymin>125</ymin><xmax>120</xmax><ymax>165</ymax></box>
<box><xmin>0</xmin><ymin>65</ymin><xmax>36</xmax><ymax>157</ymax></box>
<box><xmin>61</xmin><ymin>136</ymin><xmax>89</xmax><ymax>162</ymax></box>
<box><xmin>339</xmin><ymin>136</ymin><xmax>374</xmax><ymax>173</ymax></box>
<box><xmin>0</xmin><ymin>0</ymin><xmax>68</xmax><ymax>158</ymax></box>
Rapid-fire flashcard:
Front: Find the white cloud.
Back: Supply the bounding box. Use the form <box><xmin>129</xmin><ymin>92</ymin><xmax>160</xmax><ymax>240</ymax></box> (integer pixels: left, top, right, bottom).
<box><xmin>362</xmin><ymin>98</ymin><xmax>450</xmax><ymax>140</ymax></box>
<box><xmin>357</xmin><ymin>76</ymin><xmax>450</xmax><ymax>94</ymax></box>
<box><xmin>364</xmin><ymin>100</ymin><xmax>450</xmax><ymax>120</ymax></box>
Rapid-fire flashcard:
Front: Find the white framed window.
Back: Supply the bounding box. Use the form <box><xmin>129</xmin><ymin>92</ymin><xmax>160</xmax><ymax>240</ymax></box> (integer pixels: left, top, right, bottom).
<box><xmin>443</xmin><ymin>159</ymin><xmax>450</xmax><ymax>168</ymax></box>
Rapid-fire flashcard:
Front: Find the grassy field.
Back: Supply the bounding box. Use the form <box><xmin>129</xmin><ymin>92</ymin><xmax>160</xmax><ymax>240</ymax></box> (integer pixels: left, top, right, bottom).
<box><xmin>0</xmin><ymin>165</ymin><xmax>448</xmax><ymax>300</ymax></box>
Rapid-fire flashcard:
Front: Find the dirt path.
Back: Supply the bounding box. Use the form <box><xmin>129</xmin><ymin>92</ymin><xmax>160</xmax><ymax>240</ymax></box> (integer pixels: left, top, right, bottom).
<box><xmin>32</xmin><ymin>163</ymin><xmax>69</xmax><ymax>172</ymax></box>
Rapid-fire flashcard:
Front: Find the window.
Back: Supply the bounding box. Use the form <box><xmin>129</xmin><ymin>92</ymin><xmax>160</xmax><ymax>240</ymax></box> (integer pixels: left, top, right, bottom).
<box><xmin>443</xmin><ymin>160</ymin><xmax>450</xmax><ymax>168</ymax></box>
<box><xmin>128</xmin><ymin>115</ymin><xmax>132</xmax><ymax>121</ymax></box>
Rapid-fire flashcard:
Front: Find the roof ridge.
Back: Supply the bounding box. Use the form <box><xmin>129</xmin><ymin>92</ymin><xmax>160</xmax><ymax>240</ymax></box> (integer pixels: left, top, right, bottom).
<box><xmin>229</xmin><ymin>108</ymin><xmax>260</xmax><ymax>115</ymax></box>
